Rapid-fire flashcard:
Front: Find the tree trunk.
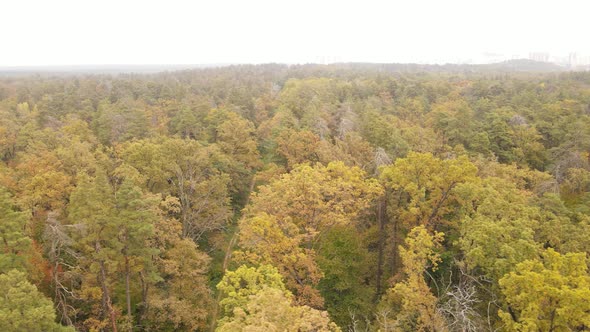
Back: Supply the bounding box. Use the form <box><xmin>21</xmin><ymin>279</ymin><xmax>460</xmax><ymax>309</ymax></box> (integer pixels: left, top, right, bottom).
<box><xmin>138</xmin><ymin>270</ymin><xmax>149</xmax><ymax>324</ymax></box>
<box><xmin>375</xmin><ymin>191</ymin><xmax>388</xmax><ymax>300</ymax></box>
<box><xmin>96</xmin><ymin>241</ymin><xmax>118</xmax><ymax>332</ymax></box>
<box><xmin>125</xmin><ymin>253</ymin><xmax>132</xmax><ymax>331</ymax></box>
<box><xmin>390</xmin><ymin>191</ymin><xmax>403</xmax><ymax>277</ymax></box>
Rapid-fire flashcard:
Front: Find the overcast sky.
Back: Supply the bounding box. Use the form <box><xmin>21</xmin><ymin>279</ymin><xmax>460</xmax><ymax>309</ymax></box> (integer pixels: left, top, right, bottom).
<box><xmin>2</xmin><ymin>0</ymin><xmax>589</xmax><ymax>66</ymax></box>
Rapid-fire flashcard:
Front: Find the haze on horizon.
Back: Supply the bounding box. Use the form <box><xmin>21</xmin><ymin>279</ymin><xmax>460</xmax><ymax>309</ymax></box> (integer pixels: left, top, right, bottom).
<box><xmin>2</xmin><ymin>0</ymin><xmax>589</xmax><ymax>67</ymax></box>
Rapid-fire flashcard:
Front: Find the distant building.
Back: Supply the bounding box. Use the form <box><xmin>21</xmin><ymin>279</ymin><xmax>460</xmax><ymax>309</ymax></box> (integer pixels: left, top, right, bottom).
<box><xmin>529</xmin><ymin>52</ymin><xmax>550</xmax><ymax>62</ymax></box>
<box><xmin>567</xmin><ymin>53</ymin><xmax>590</xmax><ymax>69</ymax></box>
<box><xmin>569</xmin><ymin>53</ymin><xmax>578</xmax><ymax>67</ymax></box>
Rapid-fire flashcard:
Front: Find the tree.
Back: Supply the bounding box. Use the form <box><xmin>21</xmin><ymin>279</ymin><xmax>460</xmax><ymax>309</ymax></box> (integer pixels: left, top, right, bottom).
<box><xmin>385</xmin><ymin>226</ymin><xmax>448</xmax><ymax>332</ymax></box>
<box><xmin>247</xmin><ymin>161</ymin><xmax>382</xmax><ymax>236</ymax></box>
<box><xmin>215</xmin><ymin>111</ymin><xmax>262</xmax><ymax>204</ymax></box>
<box><xmin>0</xmin><ymin>108</ymin><xmax>19</xmax><ymax>160</ymax></box>
<box><xmin>427</xmin><ymin>99</ymin><xmax>475</xmax><ymax>150</ymax></box>
<box><xmin>169</xmin><ymin>108</ymin><xmax>204</xmax><ymax>140</ymax></box>
<box><xmin>117</xmin><ymin>139</ymin><xmax>166</xmax><ymax>192</ymax></box>
<box><xmin>216</xmin><ymin>112</ymin><xmax>261</xmax><ymax>171</ymax></box>
<box><xmin>256</xmin><ymin>109</ymin><xmax>298</xmax><ymax>162</ymax></box>
<box><xmin>317</xmin><ymin>226</ymin><xmax>375</xmax><ymax>328</ymax></box>
<box><xmin>236</xmin><ymin>213</ymin><xmax>323</xmax><ymax>308</ymax></box>
<box><xmin>499</xmin><ymin>249</ymin><xmax>590</xmax><ymax>331</ymax></box>
<box><xmin>278</xmin><ymin>78</ymin><xmax>340</xmax><ymax>120</ymax></box>
<box><xmin>316</xmin><ymin>132</ymin><xmax>375</xmax><ymax>171</ymax></box>
<box><xmin>455</xmin><ymin>177</ymin><xmax>541</xmax><ymax>280</ymax></box>
<box><xmin>217</xmin><ymin>264</ymin><xmax>287</xmax><ymax>318</ymax></box>
<box><xmin>14</xmin><ymin>149</ymin><xmax>73</xmax><ymax>217</ymax></box>
<box><xmin>69</xmin><ymin>171</ymin><xmax>158</xmax><ymax>331</ymax></box>
<box><xmin>119</xmin><ymin>138</ymin><xmax>233</xmax><ymax>241</ymax></box>
<box><xmin>276</xmin><ymin>129</ymin><xmax>320</xmax><ymax>170</ymax></box>
<box><xmin>68</xmin><ymin>171</ymin><xmax>120</xmax><ymax>331</ymax></box>
<box><xmin>144</xmin><ymin>196</ymin><xmax>212</xmax><ymax>331</ymax></box>
<box><xmin>93</xmin><ymin>101</ymin><xmax>149</xmax><ymax>145</ymax></box>
<box><xmin>379</xmin><ymin>152</ymin><xmax>477</xmax><ymax>279</ymax></box>
<box><xmin>359</xmin><ymin>110</ymin><xmax>408</xmax><ymax>159</ymax></box>
<box><xmin>380</xmin><ymin>152</ymin><xmax>478</xmax><ymax>231</ymax></box>
<box><xmin>438</xmin><ymin>281</ymin><xmax>482</xmax><ymax>332</ymax></box>
<box><xmin>236</xmin><ymin>162</ymin><xmax>381</xmax><ymax>307</ymax></box>
<box><xmin>510</xmin><ymin>121</ymin><xmax>546</xmax><ymax>169</ymax></box>
<box><xmin>533</xmin><ymin>193</ymin><xmax>590</xmax><ymax>254</ymax></box>
<box><xmin>114</xmin><ymin>179</ymin><xmax>158</xmax><ymax>330</ymax></box>
<box><xmin>159</xmin><ymin>139</ymin><xmax>232</xmax><ymax>241</ymax></box>
<box><xmin>216</xmin><ymin>287</ymin><xmax>341</xmax><ymax>332</ymax></box>
<box><xmin>484</xmin><ymin>109</ymin><xmax>516</xmax><ymax>164</ymax></box>
<box><xmin>0</xmin><ymin>186</ymin><xmax>32</xmax><ymax>273</ymax></box>
<box><xmin>216</xmin><ymin>264</ymin><xmax>340</xmax><ymax>332</ymax></box>
<box><xmin>0</xmin><ymin>269</ymin><xmax>74</xmax><ymax>332</ymax></box>
<box><xmin>43</xmin><ymin>212</ymin><xmax>78</xmax><ymax>326</ymax></box>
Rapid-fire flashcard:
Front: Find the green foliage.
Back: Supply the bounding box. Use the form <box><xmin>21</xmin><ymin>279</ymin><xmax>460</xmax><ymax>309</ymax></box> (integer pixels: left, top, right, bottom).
<box><xmin>217</xmin><ymin>264</ymin><xmax>286</xmax><ymax>317</ymax></box>
<box><xmin>0</xmin><ymin>269</ymin><xmax>74</xmax><ymax>332</ymax></box>
<box><xmin>456</xmin><ymin>177</ymin><xmax>542</xmax><ymax>280</ymax></box>
<box><xmin>380</xmin><ymin>152</ymin><xmax>478</xmax><ymax>230</ymax></box>
<box><xmin>427</xmin><ymin>98</ymin><xmax>475</xmax><ymax>149</ymax></box>
<box><xmin>360</xmin><ymin>110</ymin><xmax>409</xmax><ymax>158</ymax></box>
<box><xmin>169</xmin><ymin>108</ymin><xmax>205</xmax><ymax>139</ymax></box>
<box><xmin>216</xmin><ymin>264</ymin><xmax>340</xmax><ymax>332</ymax></box>
<box><xmin>93</xmin><ymin>102</ymin><xmax>149</xmax><ymax>145</ymax></box>
<box><xmin>216</xmin><ymin>287</ymin><xmax>341</xmax><ymax>332</ymax></box>
<box><xmin>0</xmin><ymin>187</ymin><xmax>32</xmax><ymax>273</ymax></box>
<box><xmin>499</xmin><ymin>249</ymin><xmax>590</xmax><ymax>331</ymax></box>
<box><xmin>68</xmin><ymin>171</ymin><xmax>158</xmax><ymax>330</ymax></box>
<box><xmin>317</xmin><ymin>226</ymin><xmax>374</xmax><ymax>328</ymax></box>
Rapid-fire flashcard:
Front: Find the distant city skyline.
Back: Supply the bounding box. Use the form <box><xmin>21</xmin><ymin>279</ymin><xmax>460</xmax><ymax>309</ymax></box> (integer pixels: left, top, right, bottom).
<box><xmin>309</xmin><ymin>51</ymin><xmax>590</xmax><ymax>67</ymax></box>
<box><xmin>2</xmin><ymin>0</ymin><xmax>589</xmax><ymax>67</ymax></box>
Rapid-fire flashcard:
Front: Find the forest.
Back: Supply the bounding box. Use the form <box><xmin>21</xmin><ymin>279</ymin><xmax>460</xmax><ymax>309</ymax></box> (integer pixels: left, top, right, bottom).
<box><xmin>0</xmin><ymin>63</ymin><xmax>589</xmax><ymax>331</ymax></box>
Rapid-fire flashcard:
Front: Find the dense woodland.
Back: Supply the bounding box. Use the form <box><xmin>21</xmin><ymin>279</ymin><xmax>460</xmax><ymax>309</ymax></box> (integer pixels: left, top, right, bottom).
<box><xmin>1</xmin><ymin>64</ymin><xmax>590</xmax><ymax>331</ymax></box>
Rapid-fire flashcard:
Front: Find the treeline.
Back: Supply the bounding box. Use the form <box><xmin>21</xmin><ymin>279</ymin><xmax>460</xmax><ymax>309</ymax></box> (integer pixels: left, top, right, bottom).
<box><xmin>0</xmin><ymin>64</ymin><xmax>589</xmax><ymax>331</ymax></box>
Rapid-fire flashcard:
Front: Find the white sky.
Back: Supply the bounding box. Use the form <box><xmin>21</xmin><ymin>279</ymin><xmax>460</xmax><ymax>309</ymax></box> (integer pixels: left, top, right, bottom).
<box><xmin>1</xmin><ymin>0</ymin><xmax>589</xmax><ymax>66</ymax></box>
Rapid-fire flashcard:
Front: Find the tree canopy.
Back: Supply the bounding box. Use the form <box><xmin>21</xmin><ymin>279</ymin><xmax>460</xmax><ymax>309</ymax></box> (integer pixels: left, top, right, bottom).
<box><xmin>0</xmin><ymin>64</ymin><xmax>589</xmax><ymax>331</ymax></box>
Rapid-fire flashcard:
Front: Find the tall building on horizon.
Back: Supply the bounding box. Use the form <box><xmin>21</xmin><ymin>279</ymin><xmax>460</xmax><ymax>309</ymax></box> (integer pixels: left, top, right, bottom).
<box><xmin>529</xmin><ymin>52</ymin><xmax>550</xmax><ymax>62</ymax></box>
